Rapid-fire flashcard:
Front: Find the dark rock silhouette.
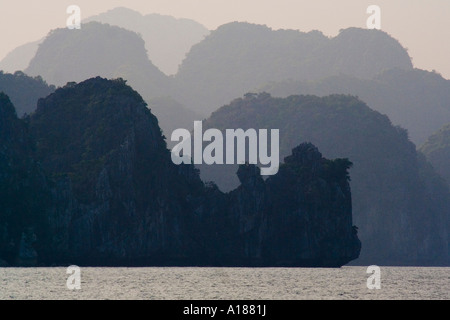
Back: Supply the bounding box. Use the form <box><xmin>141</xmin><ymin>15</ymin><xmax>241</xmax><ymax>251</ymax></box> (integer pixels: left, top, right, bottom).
<box><xmin>0</xmin><ymin>78</ymin><xmax>360</xmax><ymax>267</ymax></box>
<box><xmin>0</xmin><ymin>93</ymin><xmax>50</xmax><ymax>265</ymax></box>
<box><xmin>200</xmin><ymin>92</ymin><xmax>449</xmax><ymax>266</ymax></box>
<box><xmin>228</xmin><ymin>145</ymin><xmax>361</xmax><ymax>267</ymax></box>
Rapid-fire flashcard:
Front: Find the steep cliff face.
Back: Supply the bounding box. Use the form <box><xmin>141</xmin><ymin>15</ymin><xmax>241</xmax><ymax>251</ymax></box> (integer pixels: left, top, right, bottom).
<box><xmin>181</xmin><ymin>144</ymin><xmax>360</xmax><ymax>267</ymax></box>
<box><xmin>1</xmin><ymin>78</ymin><xmax>360</xmax><ymax>266</ymax></box>
<box><xmin>225</xmin><ymin>144</ymin><xmax>360</xmax><ymax>267</ymax></box>
<box><xmin>0</xmin><ymin>93</ymin><xmax>49</xmax><ymax>266</ymax></box>
<box><xmin>29</xmin><ymin>77</ymin><xmax>204</xmax><ymax>264</ymax></box>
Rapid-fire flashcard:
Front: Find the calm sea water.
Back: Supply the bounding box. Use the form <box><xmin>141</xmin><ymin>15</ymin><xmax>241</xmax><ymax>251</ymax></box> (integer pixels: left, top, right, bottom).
<box><xmin>0</xmin><ymin>267</ymin><xmax>448</xmax><ymax>300</ymax></box>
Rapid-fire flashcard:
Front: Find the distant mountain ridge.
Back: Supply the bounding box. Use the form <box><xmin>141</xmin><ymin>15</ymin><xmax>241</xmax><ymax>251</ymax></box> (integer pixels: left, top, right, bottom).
<box><xmin>0</xmin><ymin>39</ymin><xmax>42</xmax><ymax>74</ymax></box>
<box><xmin>15</xmin><ymin>18</ymin><xmax>424</xmax><ymax>143</ymax></box>
<box><xmin>174</xmin><ymin>22</ymin><xmax>413</xmax><ymax>115</ymax></box>
<box><xmin>0</xmin><ymin>7</ymin><xmax>209</xmax><ymax>77</ymax></box>
<box><xmin>25</xmin><ymin>22</ymin><xmax>169</xmax><ymax>97</ymax></box>
<box><xmin>22</xmin><ymin>19</ymin><xmax>415</xmax><ymax>120</ymax></box>
<box><xmin>84</xmin><ymin>7</ymin><xmax>210</xmax><ymax>75</ymax></box>
<box><xmin>260</xmin><ymin>68</ymin><xmax>450</xmax><ymax>145</ymax></box>
<box><xmin>0</xmin><ymin>71</ymin><xmax>55</xmax><ymax>117</ymax></box>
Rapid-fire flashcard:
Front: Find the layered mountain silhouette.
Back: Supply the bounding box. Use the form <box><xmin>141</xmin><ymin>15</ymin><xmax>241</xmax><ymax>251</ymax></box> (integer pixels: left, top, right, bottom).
<box><xmin>0</xmin><ymin>7</ymin><xmax>209</xmax><ymax>77</ymax></box>
<box><xmin>199</xmin><ymin>93</ymin><xmax>449</xmax><ymax>266</ymax></box>
<box><xmin>18</xmin><ymin>19</ymin><xmax>431</xmax><ymax>143</ymax></box>
<box><xmin>22</xmin><ymin>21</ymin><xmax>199</xmax><ymax>139</ymax></box>
<box><xmin>1</xmin><ymin>9</ymin><xmax>448</xmax><ymax>266</ymax></box>
<box><xmin>23</xmin><ymin>20</ymin><xmax>414</xmax><ymax>120</ymax></box>
<box><xmin>25</xmin><ymin>22</ymin><xmax>169</xmax><ymax>98</ymax></box>
<box><xmin>0</xmin><ymin>39</ymin><xmax>42</xmax><ymax>74</ymax></box>
<box><xmin>174</xmin><ymin>23</ymin><xmax>413</xmax><ymax>115</ymax></box>
<box><xmin>0</xmin><ymin>71</ymin><xmax>55</xmax><ymax>117</ymax></box>
<box><xmin>261</xmin><ymin>68</ymin><xmax>450</xmax><ymax>145</ymax></box>
<box><xmin>0</xmin><ymin>78</ymin><xmax>361</xmax><ymax>267</ymax></box>
<box><xmin>84</xmin><ymin>7</ymin><xmax>210</xmax><ymax>75</ymax></box>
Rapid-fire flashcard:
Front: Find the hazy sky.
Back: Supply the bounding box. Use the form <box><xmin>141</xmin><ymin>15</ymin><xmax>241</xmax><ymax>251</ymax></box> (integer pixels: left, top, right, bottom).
<box><xmin>1</xmin><ymin>0</ymin><xmax>449</xmax><ymax>78</ymax></box>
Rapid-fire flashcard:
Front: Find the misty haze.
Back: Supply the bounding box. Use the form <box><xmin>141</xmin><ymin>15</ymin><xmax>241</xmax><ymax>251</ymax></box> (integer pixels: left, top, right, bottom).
<box><xmin>0</xmin><ymin>1</ymin><xmax>448</xmax><ymax>301</ymax></box>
